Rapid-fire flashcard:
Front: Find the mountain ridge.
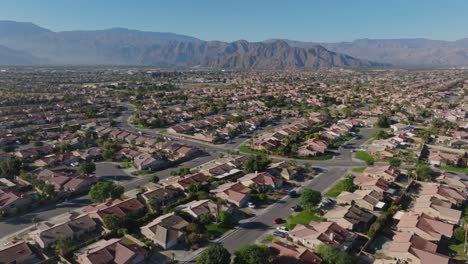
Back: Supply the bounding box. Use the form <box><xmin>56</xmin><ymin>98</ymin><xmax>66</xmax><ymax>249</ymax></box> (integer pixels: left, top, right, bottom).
<box><xmin>0</xmin><ymin>21</ymin><xmax>386</xmax><ymax>69</ymax></box>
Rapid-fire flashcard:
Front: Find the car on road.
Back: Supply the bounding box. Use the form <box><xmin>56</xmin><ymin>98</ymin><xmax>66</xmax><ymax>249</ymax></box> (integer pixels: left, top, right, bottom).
<box><xmin>291</xmin><ymin>204</ymin><xmax>302</xmax><ymax>212</ymax></box>
<box><xmin>272</xmin><ymin>231</ymin><xmax>286</xmax><ymax>238</ymax></box>
<box><xmin>247</xmin><ymin>202</ymin><xmax>256</xmax><ymax>209</ymax></box>
<box><xmin>276</xmin><ymin>226</ymin><xmax>288</xmax><ymax>233</ymax></box>
<box><xmin>288</xmin><ymin>190</ymin><xmax>298</xmax><ymax>198</ymax></box>
<box><xmin>273</xmin><ymin>217</ymin><xmax>284</xmax><ymax>224</ymax></box>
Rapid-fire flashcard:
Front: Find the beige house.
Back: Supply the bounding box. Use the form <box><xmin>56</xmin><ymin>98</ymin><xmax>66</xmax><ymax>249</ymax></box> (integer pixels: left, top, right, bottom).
<box><xmin>140</xmin><ymin>212</ymin><xmax>188</xmax><ymax>249</ymax></box>
<box><xmin>32</xmin><ymin>213</ymin><xmax>97</xmax><ymax>248</ymax></box>
<box><xmin>387</xmin><ymin>232</ymin><xmax>449</xmax><ymax>264</ymax></box>
<box><xmin>413</xmin><ymin>196</ymin><xmax>462</xmax><ymax>224</ymax></box>
<box><xmin>336</xmin><ymin>189</ymin><xmax>385</xmax><ymax>211</ymax></box>
<box><xmin>0</xmin><ymin>241</ymin><xmax>40</xmax><ymax>264</ymax></box>
<box><xmin>289</xmin><ymin>221</ymin><xmax>353</xmax><ymax>251</ymax></box>
<box><xmin>75</xmin><ymin>238</ymin><xmax>147</xmax><ymax>264</ymax></box>
<box><xmin>396</xmin><ymin>212</ymin><xmax>453</xmax><ymax>241</ymax></box>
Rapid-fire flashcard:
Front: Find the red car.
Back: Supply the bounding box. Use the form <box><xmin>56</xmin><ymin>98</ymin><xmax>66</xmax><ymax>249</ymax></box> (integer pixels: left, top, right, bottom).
<box><xmin>273</xmin><ymin>217</ymin><xmax>283</xmax><ymax>224</ymax></box>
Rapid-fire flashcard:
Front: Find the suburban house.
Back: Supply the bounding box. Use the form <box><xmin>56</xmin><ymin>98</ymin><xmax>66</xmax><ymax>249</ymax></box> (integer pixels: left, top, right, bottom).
<box><xmin>413</xmin><ymin>196</ymin><xmax>462</xmax><ymax>224</ymax></box>
<box><xmin>74</xmin><ymin>238</ymin><xmax>147</xmax><ymax>264</ymax></box>
<box><xmin>387</xmin><ymin>232</ymin><xmax>449</xmax><ymax>264</ymax></box>
<box><xmin>0</xmin><ymin>241</ymin><xmax>41</xmax><ymax>264</ymax></box>
<box><xmin>353</xmin><ymin>174</ymin><xmax>390</xmax><ymax>194</ymax></box>
<box><xmin>237</xmin><ymin>172</ymin><xmax>283</xmax><ymax>190</ymax></box>
<box><xmin>31</xmin><ymin>213</ymin><xmax>97</xmax><ymax>248</ymax></box>
<box><xmin>289</xmin><ymin>221</ymin><xmax>355</xmax><ymax>251</ymax></box>
<box><xmin>139</xmin><ymin>183</ymin><xmax>183</xmax><ymax>210</ymax></box>
<box><xmin>419</xmin><ymin>183</ymin><xmax>466</xmax><ymax>206</ymax></box>
<box><xmin>435</xmin><ymin>173</ymin><xmax>468</xmax><ymax>192</ymax></box>
<box><xmin>176</xmin><ymin>199</ymin><xmax>230</xmax><ymax>219</ymax></box>
<box><xmin>396</xmin><ymin>213</ymin><xmax>454</xmax><ymax>241</ymax></box>
<box><xmin>298</xmin><ymin>138</ymin><xmax>329</xmax><ymax>157</ymax></box>
<box><xmin>323</xmin><ymin>205</ymin><xmax>376</xmax><ymax>232</ymax></box>
<box><xmin>266</xmin><ymin>161</ymin><xmax>298</xmax><ymax>180</ymax></box>
<box><xmin>197</xmin><ymin>156</ymin><xmax>246</xmax><ymax>180</ymax></box>
<box><xmin>160</xmin><ymin>172</ymin><xmax>209</xmax><ymax>191</ymax></box>
<box><xmin>428</xmin><ymin>151</ymin><xmax>460</xmax><ymax>166</ymax></box>
<box><xmin>336</xmin><ymin>189</ymin><xmax>385</xmax><ymax>211</ymax></box>
<box><xmin>269</xmin><ymin>241</ymin><xmax>322</xmax><ymax>264</ymax></box>
<box><xmin>140</xmin><ymin>212</ymin><xmax>188</xmax><ymax>249</ymax></box>
<box><xmin>210</xmin><ymin>182</ymin><xmax>251</xmax><ymax>207</ymax></box>
<box><xmin>133</xmin><ymin>153</ymin><xmax>166</xmax><ymax>170</ymax></box>
<box><xmin>83</xmin><ymin>198</ymin><xmax>145</xmax><ymax>222</ymax></box>
<box><xmin>363</xmin><ymin>166</ymin><xmax>401</xmax><ymax>182</ymax></box>
<box><xmin>0</xmin><ymin>189</ymin><xmax>32</xmax><ymax>215</ymax></box>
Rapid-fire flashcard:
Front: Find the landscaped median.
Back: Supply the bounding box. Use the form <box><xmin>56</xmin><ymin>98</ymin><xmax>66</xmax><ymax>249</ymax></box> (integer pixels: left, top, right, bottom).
<box><xmin>325</xmin><ymin>176</ymin><xmax>355</xmax><ymax>198</ymax></box>
<box><xmin>440</xmin><ymin>165</ymin><xmax>468</xmax><ymax>174</ymax></box>
<box><xmin>284</xmin><ymin>209</ymin><xmax>324</xmax><ymax>230</ymax></box>
<box><xmin>355</xmin><ymin>150</ymin><xmax>375</xmax><ymax>165</ymax></box>
<box><xmin>238</xmin><ymin>145</ymin><xmax>265</xmax><ymax>155</ymax></box>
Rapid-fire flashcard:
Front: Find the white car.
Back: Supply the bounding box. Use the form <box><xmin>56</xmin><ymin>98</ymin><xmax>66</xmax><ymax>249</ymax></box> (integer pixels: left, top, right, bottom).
<box><xmin>276</xmin><ymin>226</ymin><xmax>288</xmax><ymax>233</ymax></box>
<box><xmin>70</xmin><ymin>162</ymin><xmax>80</xmax><ymax>167</ymax></box>
<box><xmin>247</xmin><ymin>202</ymin><xmax>256</xmax><ymax>208</ymax></box>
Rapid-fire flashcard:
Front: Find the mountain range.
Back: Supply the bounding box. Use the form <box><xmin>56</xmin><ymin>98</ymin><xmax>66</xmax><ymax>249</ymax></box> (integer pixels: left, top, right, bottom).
<box><xmin>0</xmin><ymin>21</ymin><xmax>383</xmax><ymax>69</ymax></box>
<box><xmin>1</xmin><ymin>21</ymin><xmax>468</xmax><ymax>69</ymax></box>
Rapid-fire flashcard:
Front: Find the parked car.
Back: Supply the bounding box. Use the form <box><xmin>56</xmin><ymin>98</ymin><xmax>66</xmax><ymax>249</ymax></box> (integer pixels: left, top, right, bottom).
<box><xmin>288</xmin><ymin>190</ymin><xmax>298</xmax><ymax>198</ymax></box>
<box><xmin>291</xmin><ymin>204</ymin><xmax>302</xmax><ymax>212</ymax></box>
<box><xmin>272</xmin><ymin>231</ymin><xmax>286</xmax><ymax>238</ymax></box>
<box><xmin>276</xmin><ymin>226</ymin><xmax>288</xmax><ymax>233</ymax></box>
<box><xmin>273</xmin><ymin>217</ymin><xmax>284</xmax><ymax>224</ymax></box>
<box><xmin>247</xmin><ymin>202</ymin><xmax>256</xmax><ymax>209</ymax></box>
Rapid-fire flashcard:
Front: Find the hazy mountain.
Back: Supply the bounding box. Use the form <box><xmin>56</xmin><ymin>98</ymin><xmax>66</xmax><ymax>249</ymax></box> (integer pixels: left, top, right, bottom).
<box><xmin>0</xmin><ymin>21</ymin><xmax>383</xmax><ymax>69</ymax></box>
<box><xmin>0</xmin><ymin>44</ymin><xmax>43</xmax><ymax>65</ymax></box>
<box><xmin>271</xmin><ymin>38</ymin><xmax>468</xmax><ymax>67</ymax></box>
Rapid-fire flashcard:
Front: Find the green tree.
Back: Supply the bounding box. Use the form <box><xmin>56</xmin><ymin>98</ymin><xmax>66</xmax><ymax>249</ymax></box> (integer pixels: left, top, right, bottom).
<box><xmin>54</xmin><ymin>237</ymin><xmax>73</xmax><ymax>256</ymax></box>
<box><xmin>88</xmin><ymin>181</ymin><xmax>124</xmax><ymax>203</ymax></box>
<box><xmin>197</xmin><ymin>245</ymin><xmax>231</xmax><ymax>264</ymax></box>
<box><xmin>373</xmin><ymin>129</ymin><xmax>390</xmax><ymax>140</ymax></box>
<box><xmin>376</xmin><ymin>114</ymin><xmax>391</xmax><ymax>128</ymax></box>
<box><xmin>316</xmin><ymin>244</ymin><xmax>357</xmax><ymax>264</ymax></box>
<box><xmin>415</xmin><ymin>164</ymin><xmax>433</xmax><ymax>182</ymax></box>
<box><xmin>242</xmin><ymin>155</ymin><xmax>271</xmax><ymax>173</ymax></box>
<box><xmin>0</xmin><ymin>156</ymin><xmax>22</xmax><ymax>178</ymax></box>
<box><xmin>299</xmin><ymin>189</ymin><xmax>322</xmax><ymax>210</ymax></box>
<box><xmin>103</xmin><ymin>214</ymin><xmax>125</xmax><ymax>230</ymax></box>
<box><xmin>78</xmin><ymin>161</ymin><xmax>96</xmax><ymax>175</ymax></box>
<box><xmin>234</xmin><ymin>244</ymin><xmax>271</xmax><ymax>264</ymax></box>
<box><xmin>219</xmin><ymin>211</ymin><xmax>235</xmax><ymax>226</ymax></box>
<box><xmin>150</xmin><ymin>175</ymin><xmax>160</xmax><ymax>183</ymax></box>
<box><xmin>389</xmin><ymin>157</ymin><xmax>401</xmax><ymax>167</ymax></box>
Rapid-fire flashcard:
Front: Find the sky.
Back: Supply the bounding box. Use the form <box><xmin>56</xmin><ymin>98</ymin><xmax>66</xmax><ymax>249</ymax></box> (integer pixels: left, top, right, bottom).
<box><xmin>0</xmin><ymin>0</ymin><xmax>467</xmax><ymax>42</ymax></box>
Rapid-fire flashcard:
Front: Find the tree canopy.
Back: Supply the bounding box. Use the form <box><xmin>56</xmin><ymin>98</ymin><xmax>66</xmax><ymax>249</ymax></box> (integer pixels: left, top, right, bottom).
<box><xmin>242</xmin><ymin>154</ymin><xmax>271</xmax><ymax>173</ymax></box>
<box><xmin>299</xmin><ymin>189</ymin><xmax>322</xmax><ymax>210</ymax></box>
<box><xmin>197</xmin><ymin>245</ymin><xmax>231</xmax><ymax>264</ymax></box>
<box><xmin>78</xmin><ymin>161</ymin><xmax>96</xmax><ymax>175</ymax></box>
<box><xmin>88</xmin><ymin>181</ymin><xmax>124</xmax><ymax>203</ymax></box>
<box><xmin>234</xmin><ymin>244</ymin><xmax>271</xmax><ymax>264</ymax></box>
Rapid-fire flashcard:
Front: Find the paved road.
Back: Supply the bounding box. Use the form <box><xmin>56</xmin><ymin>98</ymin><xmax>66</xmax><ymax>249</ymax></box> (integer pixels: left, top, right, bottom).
<box><xmin>217</xmin><ymin>129</ymin><xmax>375</xmax><ymax>254</ymax></box>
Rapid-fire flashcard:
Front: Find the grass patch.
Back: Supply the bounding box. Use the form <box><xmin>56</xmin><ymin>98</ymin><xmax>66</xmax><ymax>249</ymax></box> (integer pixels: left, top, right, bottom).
<box><xmin>296</xmin><ymin>154</ymin><xmax>333</xmax><ymax>160</ymax></box>
<box><xmin>131</xmin><ymin>169</ymin><xmax>152</xmax><ymax>176</ymax></box>
<box><xmin>120</xmin><ymin>160</ymin><xmax>133</xmax><ymax>169</ymax></box>
<box><xmin>284</xmin><ymin>209</ymin><xmax>324</xmax><ymax>230</ymax></box>
<box><xmin>449</xmin><ymin>243</ymin><xmax>467</xmax><ymax>261</ymax></box>
<box><xmin>261</xmin><ymin>234</ymin><xmax>278</xmax><ymax>244</ymax></box>
<box><xmin>440</xmin><ymin>166</ymin><xmax>468</xmax><ymax>174</ymax></box>
<box><xmin>325</xmin><ymin>176</ymin><xmax>355</xmax><ymax>198</ymax></box>
<box><xmin>239</xmin><ymin>145</ymin><xmax>265</xmax><ymax>155</ymax></box>
<box><xmin>205</xmin><ymin>223</ymin><xmax>231</xmax><ymax>238</ymax></box>
<box><xmin>120</xmin><ymin>236</ymin><xmax>136</xmax><ymax>246</ymax></box>
<box><xmin>352</xmin><ymin>167</ymin><xmax>366</xmax><ymax>173</ymax></box>
<box><xmin>355</xmin><ymin>151</ymin><xmax>375</xmax><ymax>165</ymax></box>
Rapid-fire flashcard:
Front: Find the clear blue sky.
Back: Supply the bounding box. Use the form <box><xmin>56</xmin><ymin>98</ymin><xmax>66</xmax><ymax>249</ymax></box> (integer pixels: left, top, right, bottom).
<box><xmin>0</xmin><ymin>0</ymin><xmax>466</xmax><ymax>42</ymax></box>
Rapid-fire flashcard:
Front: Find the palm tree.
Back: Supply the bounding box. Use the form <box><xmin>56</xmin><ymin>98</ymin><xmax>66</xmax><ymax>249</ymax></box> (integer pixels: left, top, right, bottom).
<box><xmin>463</xmin><ymin>217</ymin><xmax>468</xmax><ymax>254</ymax></box>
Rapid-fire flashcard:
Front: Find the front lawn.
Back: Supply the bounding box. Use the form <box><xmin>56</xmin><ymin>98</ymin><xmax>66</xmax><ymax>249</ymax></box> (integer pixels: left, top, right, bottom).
<box><xmin>205</xmin><ymin>223</ymin><xmax>231</xmax><ymax>238</ymax></box>
<box><xmin>325</xmin><ymin>176</ymin><xmax>355</xmax><ymax>198</ymax></box>
<box><xmin>284</xmin><ymin>209</ymin><xmax>324</xmax><ymax>230</ymax></box>
<box><xmin>351</xmin><ymin>167</ymin><xmax>366</xmax><ymax>173</ymax></box>
<box><xmin>355</xmin><ymin>151</ymin><xmax>375</xmax><ymax>165</ymax></box>
<box><xmin>449</xmin><ymin>243</ymin><xmax>467</xmax><ymax>262</ymax></box>
<box><xmin>440</xmin><ymin>165</ymin><xmax>468</xmax><ymax>174</ymax></box>
<box><xmin>239</xmin><ymin>145</ymin><xmax>265</xmax><ymax>155</ymax></box>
